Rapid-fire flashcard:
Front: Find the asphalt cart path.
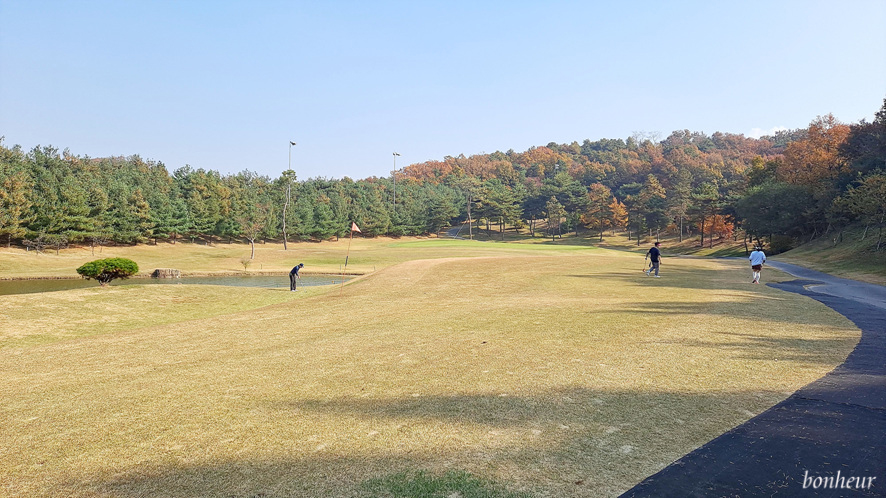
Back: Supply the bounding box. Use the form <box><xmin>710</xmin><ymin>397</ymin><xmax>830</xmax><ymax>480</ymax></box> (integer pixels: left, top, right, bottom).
<box><xmin>621</xmin><ymin>262</ymin><xmax>886</xmax><ymax>497</ymax></box>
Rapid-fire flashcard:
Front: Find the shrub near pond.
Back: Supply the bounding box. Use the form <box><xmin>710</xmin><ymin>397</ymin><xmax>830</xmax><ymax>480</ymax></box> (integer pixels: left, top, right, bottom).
<box><xmin>76</xmin><ymin>258</ymin><xmax>139</xmax><ymax>286</ymax></box>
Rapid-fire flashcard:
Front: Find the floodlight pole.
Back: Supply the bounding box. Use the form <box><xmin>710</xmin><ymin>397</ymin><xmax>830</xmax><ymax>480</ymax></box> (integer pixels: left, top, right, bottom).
<box><xmin>283</xmin><ymin>141</ymin><xmax>296</xmax><ymax>251</ymax></box>
<box><xmin>392</xmin><ymin>152</ymin><xmax>400</xmax><ymax>214</ymax></box>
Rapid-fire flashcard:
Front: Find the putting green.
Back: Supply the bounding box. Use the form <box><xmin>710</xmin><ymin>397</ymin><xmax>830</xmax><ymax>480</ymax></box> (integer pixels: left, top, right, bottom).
<box><xmin>0</xmin><ymin>246</ymin><xmax>858</xmax><ymax>497</ymax></box>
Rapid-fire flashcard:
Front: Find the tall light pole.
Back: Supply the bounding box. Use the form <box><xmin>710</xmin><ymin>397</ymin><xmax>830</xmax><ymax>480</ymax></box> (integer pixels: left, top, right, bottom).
<box><xmin>392</xmin><ymin>152</ymin><xmax>400</xmax><ymax>214</ymax></box>
<box><xmin>283</xmin><ymin>141</ymin><xmax>296</xmax><ymax>250</ymax></box>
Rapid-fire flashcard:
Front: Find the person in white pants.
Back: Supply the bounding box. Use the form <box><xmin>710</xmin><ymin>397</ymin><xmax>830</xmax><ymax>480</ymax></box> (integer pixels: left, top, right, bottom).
<box><xmin>749</xmin><ymin>246</ymin><xmax>766</xmax><ymax>284</ymax></box>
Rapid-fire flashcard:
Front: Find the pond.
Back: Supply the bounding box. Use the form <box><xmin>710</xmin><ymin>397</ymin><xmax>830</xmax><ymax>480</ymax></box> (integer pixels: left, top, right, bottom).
<box><xmin>0</xmin><ymin>275</ymin><xmax>351</xmax><ymax>296</ymax></box>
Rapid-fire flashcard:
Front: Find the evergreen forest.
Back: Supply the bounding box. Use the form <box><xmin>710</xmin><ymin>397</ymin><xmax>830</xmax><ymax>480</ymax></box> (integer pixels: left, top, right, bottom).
<box><xmin>2</xmin><ymin>99</ymin><xmax>884</xmax><ymax>254</ymax></box>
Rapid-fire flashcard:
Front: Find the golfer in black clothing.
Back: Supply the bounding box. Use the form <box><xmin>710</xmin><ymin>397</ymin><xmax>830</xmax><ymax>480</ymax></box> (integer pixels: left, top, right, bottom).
<box><xmin>645</xmin><ymin>242</ymin><xmax>662</xmax><ymax>277</ymax></box>
<box><xmin>289</xmin><ymin>263</ymin><xmax>304</xmax><ymax>291</ymax></box>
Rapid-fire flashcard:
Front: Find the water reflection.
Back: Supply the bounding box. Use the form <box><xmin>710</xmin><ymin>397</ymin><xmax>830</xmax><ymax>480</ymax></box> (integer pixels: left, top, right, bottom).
<box><xmin>0</xmin><ymin>275</ymin><xmax>350</xmax><ymax>296</ymax></box>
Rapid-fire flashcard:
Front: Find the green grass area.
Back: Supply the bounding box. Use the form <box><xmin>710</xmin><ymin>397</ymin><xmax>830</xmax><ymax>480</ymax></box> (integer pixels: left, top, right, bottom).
<box><xmin>361</xmin><ymin>470</ymin><xmax>531</xmax><ymax>498</ymax></box>
<box><xmin>0</xmin><ymin>240</ymin><xmax>860</xmax><ymax>497</ymax></box>
<box><xmin>776</xmin><ymin>225</ymin><xmax>886</xmax><ymax>285</ymax></box>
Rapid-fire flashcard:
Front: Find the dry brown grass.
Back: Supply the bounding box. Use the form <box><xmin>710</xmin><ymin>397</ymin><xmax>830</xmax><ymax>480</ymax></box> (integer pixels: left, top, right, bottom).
<box><xmin>0</xmin><ymin>285</ymin><xmax>305</xmax><ymax>348</ymax></box>
<box><xmin>0</xmin><ymin>245</ymin><xmax>859</xmax><ymax>497</ymax></box>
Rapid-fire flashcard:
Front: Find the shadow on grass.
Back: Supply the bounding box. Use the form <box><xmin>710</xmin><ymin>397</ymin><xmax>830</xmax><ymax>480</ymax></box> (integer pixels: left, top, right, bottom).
<box><xmin>67</xmin><ymin>388</ymin><xmax>783</xmax><ymax>498</ymax></box>
<box><xmin>566</xmin><ymin>265</ymin><xmax>758</xmax><ymax>289</ymax></box>
<box><xmin>274</xmin><ymin>387</ymin><xmax>766</xmax><ymax>429</ymax></box>
<box><xmin>74</xmin><ymin>460</ymin><xmax>530</xmax><ymax>498</ymax></box>
<box><xmin>639</xmin><ymin>330</ymin><xmax>858</xmax><ymax>365</ymax></box>
<box><xmin>587</xmin><ymin>295</ymin><xmax>857</xmax><ymax>328</ymax></box>
<box><xmin>568</xmin><ymin>262</ymin><xmax>842</xmax><ymax>295</ymax></box>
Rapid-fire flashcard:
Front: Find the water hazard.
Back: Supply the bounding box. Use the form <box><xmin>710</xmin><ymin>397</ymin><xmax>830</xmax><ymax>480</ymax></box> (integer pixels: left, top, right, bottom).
<box><xmin>0</xmin><ymin>275</ymin><xmax>350</xmax><ymax>296</ymax></box>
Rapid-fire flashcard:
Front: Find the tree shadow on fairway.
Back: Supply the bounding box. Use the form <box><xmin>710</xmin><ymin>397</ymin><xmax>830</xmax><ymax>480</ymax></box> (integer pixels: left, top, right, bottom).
<box><xmin>271</xmin><ymin>387</ymin><xmax>762</xmax><ymax>430</ymax></box>
<box><xmin>68</xmin><ymin>456</ymin><xmax>531</xmax><ymax>498</ymax></box>
<box><xmin>590</xmin><ymin>298</ymin><xmax>856</xmax><ymax>327</ymax></box>
<box><xmin>593</xmin><ymin>289</ymin><xmax>858</xmax><ymax>334</ymax></box>
<box><xmin>565</xmin><ymin>265</ymin><xmax>779</xmax><ymax>292</ymax></box>
<box><xmin>64</xmin><ymin>388</ymin><xmax>781</xmax><ymax>498</ymax></box>
<box><xmin>638</xmin><ymin>330</ymin><xmax>859</xmax><ymax>366</ymax></box>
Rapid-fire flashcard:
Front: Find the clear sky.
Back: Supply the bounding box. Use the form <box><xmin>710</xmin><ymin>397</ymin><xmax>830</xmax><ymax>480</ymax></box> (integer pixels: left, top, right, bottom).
<box><xmin>2</xmin><ymin>0</ymin><xmax>885</xmax><ymax>180</ymax></box>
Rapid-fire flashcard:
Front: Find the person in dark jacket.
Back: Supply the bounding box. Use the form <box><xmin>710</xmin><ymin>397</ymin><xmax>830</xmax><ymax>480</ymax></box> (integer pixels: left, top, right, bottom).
<box><xmin>289</xmin><ymin>263</ymin><xmax>304</xmax><ymax>291</ymax></box>
<box><xmin>645</xmin><ymin>242</ymin><xmax>662</xmax><ymax>277</ymax></box>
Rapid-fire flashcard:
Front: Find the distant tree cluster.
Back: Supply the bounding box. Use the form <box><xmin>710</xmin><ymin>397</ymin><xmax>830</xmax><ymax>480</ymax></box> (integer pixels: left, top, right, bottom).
<box><xmin>1</xmin><ymin>99</ymin><xmax>884</xmax><ymax>253</ymax></box>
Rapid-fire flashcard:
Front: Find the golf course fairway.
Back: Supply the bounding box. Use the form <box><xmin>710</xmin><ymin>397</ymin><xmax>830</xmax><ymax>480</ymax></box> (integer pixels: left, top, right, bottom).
<box><xmin>0</xmin><ymin>242</ymin><xmax>859</xmax><ymax>497</ymax></box>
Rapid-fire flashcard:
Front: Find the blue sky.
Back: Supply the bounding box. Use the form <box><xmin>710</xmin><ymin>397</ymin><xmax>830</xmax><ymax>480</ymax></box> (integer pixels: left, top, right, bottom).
<box><xmin>1</xmin><ymin>0</ymin><xmax>885</xmax><ymax>180</ymax></box>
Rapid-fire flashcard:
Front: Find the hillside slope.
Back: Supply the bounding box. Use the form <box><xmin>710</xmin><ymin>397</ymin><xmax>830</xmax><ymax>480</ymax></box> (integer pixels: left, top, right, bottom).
<box><xmin>776</xmin><ymin>225</ymin><xmax>886</xmax><ymax>285</ymax></box>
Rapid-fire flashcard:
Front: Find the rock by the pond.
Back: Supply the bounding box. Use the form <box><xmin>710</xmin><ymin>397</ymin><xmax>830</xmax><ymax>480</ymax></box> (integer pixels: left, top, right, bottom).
<box><xmin>151</xmin><ymin>268</ymin><xmax>181</xmax><ymax>279</ymax></box>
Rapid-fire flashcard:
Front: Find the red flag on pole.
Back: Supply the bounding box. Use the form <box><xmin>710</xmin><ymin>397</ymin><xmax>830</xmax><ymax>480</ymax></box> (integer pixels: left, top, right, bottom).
<box><xmin>351</xmin><ymin>222</ymin><xmax>361</xmax><ymax>233</ymax></box>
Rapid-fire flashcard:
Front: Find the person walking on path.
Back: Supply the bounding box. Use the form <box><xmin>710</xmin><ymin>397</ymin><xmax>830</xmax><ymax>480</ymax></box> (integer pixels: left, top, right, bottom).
<box><xmin>289</xmin><ymin>263</ymin><xmax>304</xmax><ymax>291</ymax></box>
<box><xmin>749</xmin><ymin>246</ymin><xmax>766</xmax><ymax>284</ymax></box>
<box><xmin>645</xmin><ymin>242</ymin><xmax>662</xmax><ymax>278</ymax></box>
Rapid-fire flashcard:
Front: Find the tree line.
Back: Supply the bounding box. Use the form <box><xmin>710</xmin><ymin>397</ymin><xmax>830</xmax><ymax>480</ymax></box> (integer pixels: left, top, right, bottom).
<box><xmin>1</xmin><ymin>99</ymin><xmax>884</xmax><ymax>255</ymax></box>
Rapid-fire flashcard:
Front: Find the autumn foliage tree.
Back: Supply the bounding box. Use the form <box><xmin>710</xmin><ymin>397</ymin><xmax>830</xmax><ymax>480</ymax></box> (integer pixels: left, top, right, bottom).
<box><xmin>779</xmin><ymin>114</ymin><xmax>851</xmax><ymax>194</ymax></box>
<box><xmin>707</xmin><ymin>214</ymin><xmax>734</xmax><ymax>243</ymax></box>
<box><xmin>609</xmin><ymin>197</ymin><xmax>628</xmax><ymax>233</ymax></box>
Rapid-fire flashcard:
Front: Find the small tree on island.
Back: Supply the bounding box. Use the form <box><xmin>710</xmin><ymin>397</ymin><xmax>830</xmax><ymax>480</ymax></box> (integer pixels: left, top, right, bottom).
<box><xmin>76</xmin><ymin>258</ymin><xmax>139</xmax><ymax>286</ymax></box>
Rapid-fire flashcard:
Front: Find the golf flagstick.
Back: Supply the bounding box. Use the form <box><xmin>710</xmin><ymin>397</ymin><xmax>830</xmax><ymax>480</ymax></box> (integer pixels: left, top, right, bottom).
<box><xmin>340</xmin><ymin>222</ymin><xmax>360</xmax><ymax>296</ymax></box>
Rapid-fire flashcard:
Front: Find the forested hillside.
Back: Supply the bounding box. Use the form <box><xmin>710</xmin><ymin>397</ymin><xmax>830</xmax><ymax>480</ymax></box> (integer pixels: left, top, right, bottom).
<box><xmin>2</xmin><ymin>99</ymin><xmax>884</xmax><ymax>254</ymax></box>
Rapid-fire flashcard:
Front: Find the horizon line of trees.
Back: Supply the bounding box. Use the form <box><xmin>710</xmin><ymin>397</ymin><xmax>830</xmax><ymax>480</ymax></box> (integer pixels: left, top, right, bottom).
<box><xmin>2</xmin><ymin>99</ymin><xmax>884</xmax><ymax>255</ymax></box>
